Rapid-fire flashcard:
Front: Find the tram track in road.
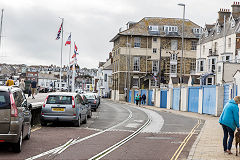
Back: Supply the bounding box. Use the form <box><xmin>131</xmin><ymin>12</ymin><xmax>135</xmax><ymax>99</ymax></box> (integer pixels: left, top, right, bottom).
<box><xmin>26</xmin><ymin>103</ymin><xmax>134</xmax><ymax>160</ymax></box>
<box><xmin>88</xmin><ymin>114</ymin><xmax>152</xmax><ymax>160</ymax></box>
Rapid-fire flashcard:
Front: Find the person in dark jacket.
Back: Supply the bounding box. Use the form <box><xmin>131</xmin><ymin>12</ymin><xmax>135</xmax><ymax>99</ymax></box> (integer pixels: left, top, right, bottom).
<box><xmin>219</xmin><ymin>96</ymin><xmax>240</xmax><ymax>154</ymax></box>
<box><xmin>135</xmin><ymin>94</ymin><xmax>140</xmax><ymax>106</ymax></box>
<box><xmin>142</xmin><ymin>94</ymin><xmax>146</xmax><ymax>105</ymax></box>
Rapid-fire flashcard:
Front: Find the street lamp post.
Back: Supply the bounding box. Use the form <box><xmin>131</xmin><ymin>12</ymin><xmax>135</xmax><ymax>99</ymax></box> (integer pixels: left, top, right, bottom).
<box><xmin>178</xmin><ymin>3</ymin><xmax>185</xmax><ymax>110</ymax></box>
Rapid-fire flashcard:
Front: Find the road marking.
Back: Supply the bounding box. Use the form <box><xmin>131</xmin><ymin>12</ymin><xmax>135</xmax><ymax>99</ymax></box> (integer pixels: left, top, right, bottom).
<box><xmin>26</xmin><ymin>106</ymin><xmax>133</xmax><ymax>160</ymax></box>
<box><xmin>132</xmin><ymin>106</ymin><xmax>164</xmax><ymax>133</ymax></box>
<box><xmin>88</xmin><ymin>115</ymin><xmax>151</xmax><ymax>160</ymax></box>
<box><xmin>134</xmin><ymin>120</ymin><xmax>144</xmax><ymax>123</ymax></box>
<box><xmin>125</xmin><ymin>123</ymin><xmax>141</xmax><ymax>128</ymax></box>
<box><xmin>31</xmin><ymin>127</ymin><xmax>41</xmax><ymax>132</ymax></box>
<box><xmin>170</xmin><ymin>119</ymin><xmax>201</xmax><ymax>160</ymax></box>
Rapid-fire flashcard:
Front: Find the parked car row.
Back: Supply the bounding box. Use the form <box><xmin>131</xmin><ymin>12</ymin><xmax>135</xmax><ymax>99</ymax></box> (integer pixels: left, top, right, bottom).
<box><xmin>0</xmin><ymin>87</ymin><xmax>101</xmax><ymax>153</ymax></box>
<box><xmin>84</xmin><ymin>93</ymin><xmax>100</xmax><ymax>112</ymax></box>
<box><xmin>40</xmin><ymin>92</ymin><xmax>100</xmax><ymax>127</ymax></box>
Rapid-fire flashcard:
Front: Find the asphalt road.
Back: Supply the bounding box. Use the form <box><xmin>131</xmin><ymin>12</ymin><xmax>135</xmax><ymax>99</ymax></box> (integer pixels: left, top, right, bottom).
<box><xmin>0</xmin><ymin>98</ymin><xmax>204</xmax><ymax>160</ymax></box>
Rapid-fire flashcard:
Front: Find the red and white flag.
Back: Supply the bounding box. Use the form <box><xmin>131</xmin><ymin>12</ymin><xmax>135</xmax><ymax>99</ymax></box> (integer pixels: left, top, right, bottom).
<box><xmin>72</xmin><ymin>43</ymin><xmax>79</xmax><ymax>58</ymax></box>
<box><xmin>65</xmin><ymin>33</ymin><xmax>71</xmax><ymax>46</ymax></box>
<box><xmin>56</xmin><ymin>22</ymin><xmax>63</xmax><ymax>40</ymax></box>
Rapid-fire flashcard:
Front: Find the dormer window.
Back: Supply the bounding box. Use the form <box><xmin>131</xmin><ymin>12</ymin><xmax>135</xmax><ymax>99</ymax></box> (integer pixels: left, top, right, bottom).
<box><xmin>193</xmin><ymin>28</ymin><xmax>202</xmax><ymax>34</ymax></box>
<box><xmin>231</xmin><ymin>19</ymin><xmax>235</xmax><ymax>28</ymax></box>
<box><xmin>164</xmin><ymin>26</ymin><xmax>178</xmax><ymax>33</ymax></box>
<box><xmin>205</xmin><ymin>29</ymin><xmax>208</xmax><ymax>37</ymax></box>
<box><xmin>216</xmin><ymin>25</ymin><xmax>221</xmax><ymax>34</ymax></box>
<box><xmin>148</xmin><ymin>25</ymin><xmax>159</xmax><ymax>31</ymax></box>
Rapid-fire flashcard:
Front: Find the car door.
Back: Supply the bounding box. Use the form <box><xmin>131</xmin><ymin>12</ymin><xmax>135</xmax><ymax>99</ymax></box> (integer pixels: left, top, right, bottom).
<box><xmin>77</xmin><ymin>95</ymin><xmax>87</xmax><ymax>118</ymax></box>
<box><xmin>21</xmin><ymin>92</ymin><xmax>31</xmax><ymax>137</ymax></box>
<box><xmin>14</xmin><ymin>90</ymin><xmax>31</xmax><ymax>137</ymax></box>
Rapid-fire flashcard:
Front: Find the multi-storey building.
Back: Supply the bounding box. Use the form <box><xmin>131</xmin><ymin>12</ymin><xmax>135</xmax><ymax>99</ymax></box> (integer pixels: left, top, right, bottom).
<box><xmin>196</xmin><ymin>2</ymin><xmax>240</xmax><ymax>85</ymax></box>
<box><xmin>110</xmin><ymin>17</ymin><xmax>201</xmax><ymax>101</ymax></box>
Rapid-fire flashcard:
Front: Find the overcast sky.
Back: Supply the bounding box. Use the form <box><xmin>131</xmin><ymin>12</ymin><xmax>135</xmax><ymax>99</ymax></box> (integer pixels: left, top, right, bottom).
<box><xmin>0</xmin><ymin>0</ymin><xmax>233</xmax><ymax>68</ymax></box>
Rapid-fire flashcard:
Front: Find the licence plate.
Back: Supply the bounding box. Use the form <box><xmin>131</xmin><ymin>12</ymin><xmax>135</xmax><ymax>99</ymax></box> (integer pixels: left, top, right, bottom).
<box><xmin>52</xmin><ymin>108</ymin><xmax>65</xmax><ymax>112</ymax></box>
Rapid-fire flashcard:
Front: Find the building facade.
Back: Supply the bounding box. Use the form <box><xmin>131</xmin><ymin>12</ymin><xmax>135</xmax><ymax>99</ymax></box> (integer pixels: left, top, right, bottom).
<box><xmin>196</xmin><ymin>2</ymin><xmax>240</xmax><ymax>85</ymax></box>
<box><xmin>110</xmin><ymin>17</ymin><xmax>201</xmax><ymax>101</ymax></box>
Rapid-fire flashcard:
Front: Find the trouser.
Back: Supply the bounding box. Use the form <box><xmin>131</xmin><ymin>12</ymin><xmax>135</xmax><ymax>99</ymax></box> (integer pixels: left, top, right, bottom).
<box><xmin>142</xmin><ymin>99</ymin><xmax>146</xmax><ymax>104</ymax></box>
<box><xmin>136</xmin><ymin>100</ymin><xmax>139</xmax><ymax>105</ymax></box>
<box><xmin>221</xmin><ymin>124</ymin><xmax>234</xmax><ymax>151</ymax></box>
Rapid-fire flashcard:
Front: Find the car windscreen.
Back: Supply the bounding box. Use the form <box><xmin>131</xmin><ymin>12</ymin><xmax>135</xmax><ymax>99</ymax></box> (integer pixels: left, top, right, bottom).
<box><xmin>46</xmin><ymin>95</ymin><xmax>72</xmax><ymax>104</ymax></box>
<box><xmin>84</xmin><ymin>94</ymin><xmax>95</xmax><ymax>100</ymax></box>
<box><xmin>0</xmin><ymin>91</ymin><xmax>10</xmax><ymax>109</ymax></box>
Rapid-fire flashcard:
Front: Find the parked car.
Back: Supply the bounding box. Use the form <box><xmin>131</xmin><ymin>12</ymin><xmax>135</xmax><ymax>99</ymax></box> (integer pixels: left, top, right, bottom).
<box><xmin>0</xmin><ymin>86</ymin><xmax>32</xmax><ymax>152</ymax></box>
<box><xmin>40</xmin><ymin>92</ymin><xmax>88</xmax><ymax>127</ymax></box>
<box><xmin>80</xmin><ymin>94</ymin><xmax>92</xmax><ymax>118</ymax></box>
<box><xmin>84</xmin><ymin>93</ymin><xmax>99</xmax><ymax>111</ymax></box>
<box><xmin>93</xmin><ymin>93</ymin><xmax>101</xmax><ymax>105</ymax></box>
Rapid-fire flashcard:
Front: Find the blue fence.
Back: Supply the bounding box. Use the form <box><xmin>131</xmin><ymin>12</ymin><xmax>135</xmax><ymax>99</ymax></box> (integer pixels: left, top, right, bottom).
<box><xmin>172</xmin><ymin>88</ymin><xmax>180</xmax><ymax>110</ymax></box>
<box><xmin>223</xmin><ymin>84</ymin><xmax>230</xmax><ymax>108</ymax></box>
<box><xmin>148</xmin><ymin>90</ymin><xmax>153</xmax><ymax>106</ymax></box>
<box><xmin>160</xmin><ymin>90</ymin><xmax>167</xmax><ymax>108</ymax></box>
<box><xmin>128</xmin><ymin>90</ymin><xmax>132</xmax><ymax>103</ymax></box>
<box><xmin>188</xmin><ymin>87</ymin><xmax>200</xmax><ymax>113</ymax></box>
<box><xmin>202</xmin><ymin>85</ymin><xmax>216</xmax><ymax>115</ymax></box>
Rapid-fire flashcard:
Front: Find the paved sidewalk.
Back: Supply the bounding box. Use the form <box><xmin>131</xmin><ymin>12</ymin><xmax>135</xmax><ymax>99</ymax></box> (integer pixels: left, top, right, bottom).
<box><xmin>141</xmin><ymin>105</ymin><xmax>240</xmax><ymax>160</ymax></box>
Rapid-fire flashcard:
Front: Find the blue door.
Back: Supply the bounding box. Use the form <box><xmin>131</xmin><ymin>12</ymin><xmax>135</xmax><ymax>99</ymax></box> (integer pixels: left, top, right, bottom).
<box><xmin>223</xmin><ymin>84</ymin><xmax>230</xmax><ymax>108</ymax></box>
<box><xmin>172</xmin><ymin>88</ymin><xmax>180</xmax><ymax>110</ymax></box>
<box><xmin>202</xmin><ymin>86</ymin><xmax>216</xmax><ymax>115</ymax></box>
<box><xmin>128</xmin><ymin>90</ymin><xmax>132</xmax><ymax>103</ymax></box>
<box><xmin>160</xmin><ymin>90</ymin><xmax>167</xmax><ymax>108</ymax></box>
<box><xmin>188</xmin><ymin>87</ymin><xmax>200</xmax><ymax>113</ymax></box>
<box><xmin>148</xmin><ymin>90</ymin><xmax>153</xmax><ymax>106</ymax></box>
<box><xmin>134</xmin><ymin>90</ymin><xmax>139</xmax><ymax>104</ymax></box>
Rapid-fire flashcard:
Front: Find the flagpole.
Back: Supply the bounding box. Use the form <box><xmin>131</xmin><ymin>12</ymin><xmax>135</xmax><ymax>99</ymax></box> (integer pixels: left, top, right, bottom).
<box><xmin>72</xmin><ymin>42</ymin><xmax>75</xmax><ymax>92</ymax></box>
<box><xmin>59</xmin><ymin>17</ymin><xmax>64</xmax><ymax>91</ymax></box>
<box><xmin>68</xmin><ymin>32</ymin><xmax>71</xmax><ymax>92</ymax></box>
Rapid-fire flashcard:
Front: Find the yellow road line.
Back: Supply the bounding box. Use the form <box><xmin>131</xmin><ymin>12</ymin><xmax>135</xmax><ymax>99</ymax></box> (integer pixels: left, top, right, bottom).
<box><xmin>170</xmin><ymin>119</ymin><xmax>201</xmax><ymax>160</ymax></box>
<box><xmin>31</xmin><ymin>127</ymin><xmax>41</xmax><ymax>132</ymax></box>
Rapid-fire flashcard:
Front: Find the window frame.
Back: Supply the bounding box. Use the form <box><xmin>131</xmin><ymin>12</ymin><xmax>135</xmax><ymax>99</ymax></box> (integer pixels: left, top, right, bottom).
<box><xmin>134</xmin><ymin>37</ymin><xmax>141</xmax><ymax>48</ymax></box>
<box><xmin>133</xmin><ymin>57</ymin><xmax>140</xmax><ymax>71</ymax></box>
<box><xmin>152</xmin><ymin>60</ymin><xmax>159</xmax><ymax>73</ymax></box>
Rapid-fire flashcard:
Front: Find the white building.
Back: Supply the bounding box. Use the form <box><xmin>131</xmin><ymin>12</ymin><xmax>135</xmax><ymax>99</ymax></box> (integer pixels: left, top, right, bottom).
<box><xmin>196</xmin><ymin>3</ymin><xmax>240</xmax><ymax>85</ymax></box>
<box><xmin>96</xmin><ymin>58</ymin><xmax>113</xmax><ymax>98</ymax></box>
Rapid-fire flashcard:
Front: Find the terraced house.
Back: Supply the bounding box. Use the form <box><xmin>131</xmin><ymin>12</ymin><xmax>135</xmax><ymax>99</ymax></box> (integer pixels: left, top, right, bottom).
<box><xmin>110</xmin><ymin>17</ymin><xmax>201</xmax><ymax>101</ymax></box>
<box><xmin>196</xmin><ymin>2</ymin><xmax>240</xmax><ymax>85</ymax></box>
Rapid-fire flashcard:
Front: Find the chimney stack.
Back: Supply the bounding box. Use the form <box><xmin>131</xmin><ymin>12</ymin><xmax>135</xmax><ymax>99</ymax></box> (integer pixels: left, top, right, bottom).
<box><xmin>218</xmin><ymin>8</ymin><xmax>231</xmax><ymax>24</ymax></box>
<box><xmin>232</xmin><ymin>2</ymin><xmax>240</xmax><ymax>18</ymax></box>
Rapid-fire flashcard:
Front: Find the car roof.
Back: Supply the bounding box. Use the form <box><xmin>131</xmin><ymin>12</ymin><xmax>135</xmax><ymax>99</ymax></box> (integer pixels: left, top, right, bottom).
<box><xmin>47</xmin><ymin>92</ymin><xmax>78</xmax><ymax>96</ymax></box>
<box><xmin>0</xmin><ymin>86</ymin><xmax>21</xmax><ymax>92</ymax></box>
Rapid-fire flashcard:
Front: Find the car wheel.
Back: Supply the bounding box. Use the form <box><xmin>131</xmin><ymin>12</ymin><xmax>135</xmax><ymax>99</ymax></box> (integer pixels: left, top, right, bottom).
<box><xmin>74</xmin><ymin>115</ymin><xmax>81</xmax><ymax>127</ymax></box>
<box><xmin>87</xmin><ymin>110</ymin><xmax>92</xmax><ymax>118</ymax></box>
<box><xmin>25</xmin><ymin>125</ymin><xmax>31</xmax><ymax>140</ymax></box>
<box><xmin>41</xmin><ymin>120</ymin><xmax>47</xmax><ymax>126</ymax></box>
<box><xmin>13</xmin><ymin>130</ymin><xmax>23</xmax><ymax>153</ymax></box>
<box><xmin>83</xmin><ymin>115</ymin><xmax>87</xmax><ymax>124</ymax></box>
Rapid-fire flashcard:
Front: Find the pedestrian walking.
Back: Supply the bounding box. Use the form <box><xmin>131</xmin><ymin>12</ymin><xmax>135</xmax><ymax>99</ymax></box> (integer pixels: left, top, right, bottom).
<box><xmin>135</xmin><ymin>94</ymin><xmax>140</xmax><ymax>106</ymax></box>
<box><xmin>219</xmin><ymin>96</ymin><xmax>240</xmax><ymax>154</ymax></box>
<box><xmin>28</xmin><ymin>86</ymin><xmax>31</xmax><ymax>97</ymax></box>
<box><xmin>6</xmin><ymin>76</ymin><xmax>14</xmax><ymax>86</ymax></box>
<box><xmin>19</xmin><ymin>79</ymin><xmax>25</xmax><ymax>91</ymax></box>
<box><xmin>30</xmin><ymin>78</ymin><xmax>37</xmax><ymax>99</ymax></box>
<box><xmin>142</xmin><ymin>94</ymin><xmax>146</xmax><ymax>105</ymax></box>
<box><xmin>139</xmin><ymin>95</ymin><xmax>142</xmax><ymax>106</ymax></box>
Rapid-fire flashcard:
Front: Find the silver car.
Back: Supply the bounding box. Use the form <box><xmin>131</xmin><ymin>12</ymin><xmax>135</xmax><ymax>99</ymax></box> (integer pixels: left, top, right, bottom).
<box><xmin>0</xmin><ymin>86</ymin><xmax>32</xmax><ymax>152</ymax></box>
<box><xmin>40</xmin><ymin>92</ymin><xmax>88</xmax><ymax>127</ymax></box>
